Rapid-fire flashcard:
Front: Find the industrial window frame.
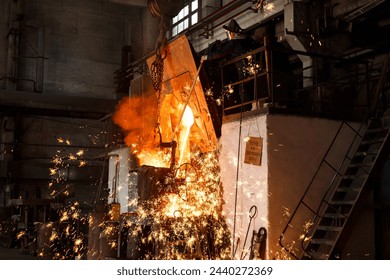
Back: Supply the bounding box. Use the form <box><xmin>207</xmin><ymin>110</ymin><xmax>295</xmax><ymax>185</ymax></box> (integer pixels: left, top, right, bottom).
<box><xmin>171</xmin><ymin>0</ymin><xmax>201</xmax><ymax>37</ymax></box>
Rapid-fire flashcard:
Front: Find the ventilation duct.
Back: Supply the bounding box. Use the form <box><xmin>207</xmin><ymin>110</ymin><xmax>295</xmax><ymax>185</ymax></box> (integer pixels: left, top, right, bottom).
<box><xmin>284</xmin><ymin>1</ymin><xmax>313</xmax><ymax>87</ymax></box>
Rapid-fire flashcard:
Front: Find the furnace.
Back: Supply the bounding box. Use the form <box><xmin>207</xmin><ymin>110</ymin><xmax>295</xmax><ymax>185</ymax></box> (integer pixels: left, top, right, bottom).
<box><xmin>106</xmin><ymin>35</ymin><xmax>230</xmax><ymax>260</ymax></box>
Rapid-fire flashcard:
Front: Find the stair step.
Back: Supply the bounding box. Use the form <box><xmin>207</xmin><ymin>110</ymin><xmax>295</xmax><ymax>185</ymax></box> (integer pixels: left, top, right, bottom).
<box><xmin>323</xmin><ymin>213</ymin><xmax>348</xmax><ymax>218</ymax></box>
<box><xmin>343</xmin><ymin>174</ymin><xmax>368</xmax><ymax>180</ymax></box>
<box><xmin>353</xmin><ymin>150</ymin><xmax>380</xmax><ymax>157</ymax></box>
<box><xmin>349</xmin><ymin>162</ymin><xmax>372</xmax><ymax>168</ymax></box>
<box><xmin>329</xmin><ymin>200</ymin><xmax>355</xmax><ymax>205</ymax></box>
<box><xmin>367</xmin><ymin>127</ymin><xmax>387</xmax><ymax>134</ymax></box>
<box><xmin>310</xmin><ymin>239</ymin><xmax>335</xmax><ymax>245</ymax></box>
<box><xmin>360</xmin><ymin>138</ymin><xmax>386</xmax><ymax>145</ymax></box>
<box><xmin>316</xmin><ymin>225</ymin><xmax>343</xmax><ymax>231</ymax></box>
<box><xmin>335</xmin><ymin>187</ymin><xmax>360</xmax><ymax>192</ymax></box>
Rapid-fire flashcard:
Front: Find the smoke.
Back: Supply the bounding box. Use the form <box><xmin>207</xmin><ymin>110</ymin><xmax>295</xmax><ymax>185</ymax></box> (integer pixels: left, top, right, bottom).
<box><xmin>112</xmin><ymin>95</ymin><xmax>158</xmax><ymax>148</ymax></box>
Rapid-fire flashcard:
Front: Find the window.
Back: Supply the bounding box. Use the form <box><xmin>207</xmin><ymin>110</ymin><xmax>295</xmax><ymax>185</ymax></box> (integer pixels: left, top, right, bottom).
<box><xmin>172</xmin><ymin>0</ymin><xmax>200</xmax><ymax>36</ymax></box>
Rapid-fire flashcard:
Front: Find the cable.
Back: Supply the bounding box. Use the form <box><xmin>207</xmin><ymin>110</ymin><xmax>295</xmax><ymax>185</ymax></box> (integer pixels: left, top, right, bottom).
<box><xmin>232</xmin><ymin>87</ymin><xmax>245</xmax><ymax>258</ymax></box>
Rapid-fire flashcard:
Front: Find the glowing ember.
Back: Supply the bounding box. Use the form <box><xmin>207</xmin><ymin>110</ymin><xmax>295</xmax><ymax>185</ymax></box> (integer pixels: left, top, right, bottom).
<box><xmin>16</xmin><ymin>230</ymin><xmax>26</xmax><ymax>240</ymax></box>
<box><xmin>131</xmin><ymin>150</ymin><xmax>231</xmax><ymax>259</ymax></box>
<box><xmin>49</xmin><ymin>230</ymin><xmax>58</xmax><ymax>242</ymax></box>
<box><xmin>111</xmin><ymin>50</ymin><xmax>230</xmax><ymax>259</ymax></box>
<box><xmin>49</xmin><ymin>168</ymin><xmax>57</xmax><ymax>176</ymax></box>
<box><xmin>60</xmin><ymin>211</ymin><xmax>69</xmax><ymax>222</ymax></box>
<box><xmin>36</xmin><ymin>202</ymin><xmax>88</xmax><ymax>259</ymax></box>
<box><xmin>45</xmin><ymin>127</ymin><xmax>108</xmax><ymax>259</ymax></box>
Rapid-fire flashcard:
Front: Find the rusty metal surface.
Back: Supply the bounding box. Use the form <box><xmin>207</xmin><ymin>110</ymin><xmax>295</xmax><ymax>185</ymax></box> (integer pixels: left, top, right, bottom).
<box><xmin>146</xmin><ymin>35</ymin><xmax>218</xmax><ymax>153</ymax></box>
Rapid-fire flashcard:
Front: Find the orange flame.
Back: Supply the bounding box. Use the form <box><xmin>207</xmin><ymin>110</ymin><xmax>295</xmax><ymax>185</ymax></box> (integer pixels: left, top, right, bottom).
<box><xmin>114</xmin><ymin>94</ymin><xmax>197</xmax><ymax>169</ymax></box>
<box><xmin>112</xmin><ymin>96</ymin><xmax>158</xmax><ymax>148</ymax></box>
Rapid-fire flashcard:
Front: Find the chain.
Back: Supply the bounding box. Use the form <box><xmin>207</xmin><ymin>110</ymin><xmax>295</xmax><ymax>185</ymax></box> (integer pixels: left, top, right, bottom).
<box><xmin>150</xmin><ymin>50</ymin><xmax>166</xmax><ymax>146</ymax></box>
<box><xmin>150</xmin><ymin>51</ymin><xmax>166</xmax><ymax>93</ymax></box>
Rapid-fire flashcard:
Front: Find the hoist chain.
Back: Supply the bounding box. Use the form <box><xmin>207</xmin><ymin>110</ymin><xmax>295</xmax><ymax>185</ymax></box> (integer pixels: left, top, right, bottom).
<box><xmin>150</xmin><ymin>49</ymin><xmax>166</xmax><ymax>147</ymax></box>
<box><xmin>150</xmin><ymin>51</ymin><xmax>166</xmax><ymax>93</ymax></box>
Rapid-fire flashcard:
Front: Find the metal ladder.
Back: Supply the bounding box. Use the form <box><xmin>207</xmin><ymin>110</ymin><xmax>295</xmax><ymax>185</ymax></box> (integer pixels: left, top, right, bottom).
<box><xmin>303</xmin><ymin>119</ymin><xmax>390</xmax><ymax>259</ymax></box>
<box><xmin>279</xmin><ymin>57</ymin><xmax>390</xmax><ymax>260</ymax></box>
<box><xmin>344</xmin><ymin>0</ymin><xmax>385</xmax><ymax>22</ymax></box>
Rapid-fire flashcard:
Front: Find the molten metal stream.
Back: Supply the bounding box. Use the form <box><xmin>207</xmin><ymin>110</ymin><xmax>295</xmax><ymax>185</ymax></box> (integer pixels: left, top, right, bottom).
<box><xmin>178</xmin><ymin>105</ymin><xmax>194</xmax><ymax>166</ymax></box>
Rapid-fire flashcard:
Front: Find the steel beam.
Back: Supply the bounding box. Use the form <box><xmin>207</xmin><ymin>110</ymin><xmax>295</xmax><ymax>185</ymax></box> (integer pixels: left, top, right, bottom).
<box><xmin>0</xmin><ymin>89</ymin><xmax>117</xmax><ymax>119</ymax></box>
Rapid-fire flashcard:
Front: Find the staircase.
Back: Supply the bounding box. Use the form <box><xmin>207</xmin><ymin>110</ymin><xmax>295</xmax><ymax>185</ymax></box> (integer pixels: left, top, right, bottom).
<box><xmin>279</xmin><ymin>57</ymin><xmax>390</xmax><ymax>260</ymax></box>
<box><xmin>344</xmin><ymin>0</ymin><xmax>385</xmax><ymax>22</ymax></box>
<box><xmin>303</xmin><ymin>119</ymin><xmax>390</xmax><ymax>259</ymax></box>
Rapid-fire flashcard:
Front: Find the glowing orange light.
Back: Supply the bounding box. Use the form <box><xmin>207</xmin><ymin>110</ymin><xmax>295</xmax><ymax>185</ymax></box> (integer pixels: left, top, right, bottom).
<box><xmin>16</xmin><ymin>231</ymin><xmax>26</xmax><ymax>240</ymax></box>
<box><xmin>137</xmin><ymin>149</ymin><xmax>171</xmax><ymax>168</ymax></box>
<box><xmin>178</xmin><ymin>105</ymin><xmax>194</xmax><ymax>166</ymax></box>
<box><xmin>265</xmin><ymin>3</ymin><xmax>275</xmax><ymax>11</ymax></box>
<box><xmin>164</xmin><ymin>193</ymin><xmax>179</xmax><ymax>217</ymax></box>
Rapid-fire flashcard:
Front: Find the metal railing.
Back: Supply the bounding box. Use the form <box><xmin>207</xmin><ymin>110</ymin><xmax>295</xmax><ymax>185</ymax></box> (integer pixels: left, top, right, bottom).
<box><xmin>219</xmin><ymin>42</ymin><xmax>272</xmax><ymax>116</ymax></box>
<box><xmin>278</xmin><ymin>56</ymin><xmax>390</xmax><ymax>259</ymax></box>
